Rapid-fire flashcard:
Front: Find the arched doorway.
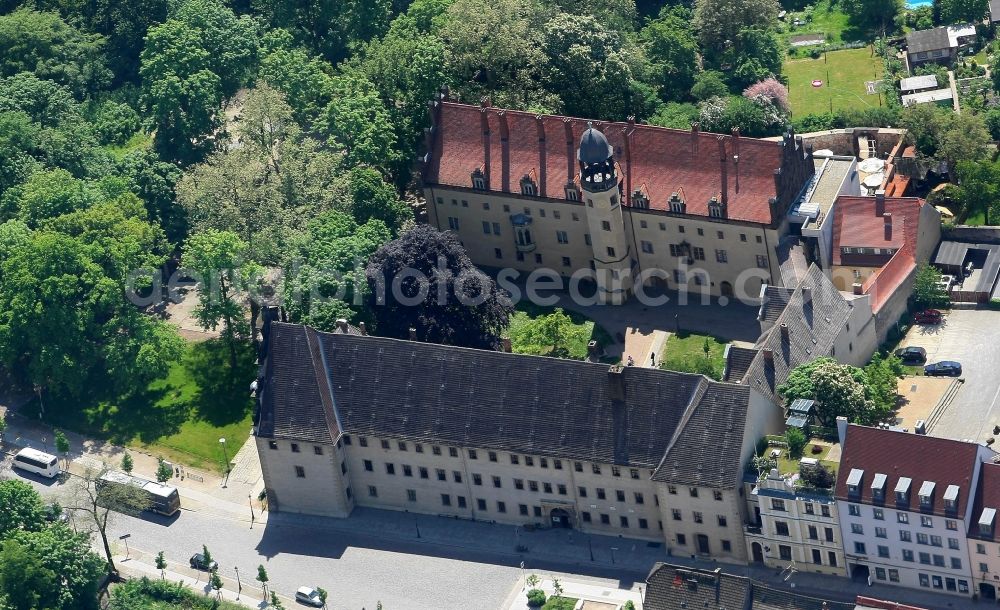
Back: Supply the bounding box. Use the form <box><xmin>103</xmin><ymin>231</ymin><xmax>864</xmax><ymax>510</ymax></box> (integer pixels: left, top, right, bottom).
<box><xmin>751</xmin><ymin>542</ymin><xmax>764</xmax><ymax>563</ymax></box>
<box><xmin>550</xmin><ymin>508</ymin><xmax>572</xmax><ymax>528</ymax></box>
<box><xmin>720</xmin><ymin>281</ymin><xmax>734</xmax><ymax>297</ymax></box>
<box><xmin>980</xmin><ymin>583</ymin><xmax>997</xmax><ymax>600</ymax></box>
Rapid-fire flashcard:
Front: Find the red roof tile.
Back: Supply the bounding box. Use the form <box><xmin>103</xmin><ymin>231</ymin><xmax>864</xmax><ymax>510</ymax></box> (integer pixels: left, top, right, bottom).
<box><xmin>835</xmin><ymin>425</ymin><xmax>981</xmax><ymax>517</ymax></box>
<box><xmin>970</xmin><ymin>462</ymin><xmax>1000</xmax><ymax>541</ymax></box>
<box><xmin>425</xmin><ymin>101</ymin><xmax>797</xmax><ymax>225</ymax></box>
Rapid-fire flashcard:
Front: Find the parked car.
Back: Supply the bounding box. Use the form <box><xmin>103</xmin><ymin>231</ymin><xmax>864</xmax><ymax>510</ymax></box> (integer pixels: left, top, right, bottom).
<box><xmin>914</xmin><ymin>309</ymin><xmax>943</xmax><ymax>324</ymax></box>
<box><xmin>295</xmin><ymin>586</ymin><xmax>324</xmax><ymax>607</ymax></box>
<box><xmin>924</xmin><ymin>361</ymin><xmax>962</xmax><ymax>377</ymax></box>
<box><xmin>894</xmin><ymin>346</ymin><xmax>927</xmax><ymax>364</ymax></box>
<box><xmin>188</xmin><ymin>553</ymin><xmax>218</xmax><ymax>571</ymax></box>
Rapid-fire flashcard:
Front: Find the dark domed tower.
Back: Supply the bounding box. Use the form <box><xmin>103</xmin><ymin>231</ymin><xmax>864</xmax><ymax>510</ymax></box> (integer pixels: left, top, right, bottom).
<box><xmin>579</xmin><ymin>124</ymin><xmax>631</xmax><ymax>304</ymax></box>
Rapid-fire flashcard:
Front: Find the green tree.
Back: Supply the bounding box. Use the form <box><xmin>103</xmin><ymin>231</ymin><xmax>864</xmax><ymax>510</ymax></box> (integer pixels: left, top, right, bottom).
<box><xmin>509</xmin><ymin>309</ymin><xmax>576</xmax><ymax>358</ymax></box>
<box><xmin>4</xmin><ymin>526</ymin><xmax>105</xmax><ymax>610</ymax></box>
<box><xmin>115</xmin><ymin>150</ymin><xmax>185</xmax><ymax>242</ymax></box>
<box><xmin>955</xmin><ymin>159</ymin><xmax>1000</xmax><ymax>225</ymax></box>
<box><xmin>691</xmin><ymin>71</ymin><xmax>730</xmax><ymax>101</ymax></box>
<box><xmin>693</xmin><ymin>0</ymin><xmax>778</xmax><ymax>56</ymax></box>
<box><xmin>66</xmin><ymin>467</ymin><xmax>151</xmax><ymax>575</ymax></box>
<box><xmin>54</xmin><ymin>429</ymin><xmax>70</xmax><ymax>466</ymax></box>
<box><xmin>320</xmin><ymin>74</ymin><xmax>399</xmax><ymax>171</ymax></box>
<box><xmin>317</xmin><ymin>586</ymin><xmax>328</xmax><ymax>609</ymax></box>
<box><xmin>784</xmin><ymin>427</ymin><xmax>807</xmax><ymax>458</ymax></box>
<box><xmin>270</xmin><ymin>591</ymin><xmax>285</xmax><ymax>610</ymax></box>
<box><xmin>365</xmin><ymin>225</ymin><xmax>513</xmax><ymax>349</ymax></box>
<box><xmin>810</xmin><ymin>360</ymin><xmax>872</xmax><ymax>426</ymax></box>
<box><xmin>182</xmin><ymin>230</ymin><xmax>262</xmax><ymax>369</ymax></box>
<box><xmin>0</xmin><ymin>480</ymin><xmax>46</xmax><ymax>537</ymax></box>
<box><xmin>912</xmin><ymin>263</ymin><xmax>949</xmax><ymax>310</ymax></box>
<box><xmin>937</xmin><ymin>0</ymin><xmax>988</xmax><ymax>24</ymax></box>
<box><xmin>863</xmin><ymin>353</ymin><xmax>903</xmax><ymax>423</ymax></box>
<box><xmin>201</xmin><ymin>545</ymin><xmax>213</xmax><ymax>567</ymax></box>
<box><xmin>172</xmin><ymin>0</ymin><xmax>259</xmax><ymax>97</ymax></box>
<box><xmin>259</xmin><ymin>31</ymin><xmax>334</xmax><ymax>126</ymax></box>
<box><xmin>253</xmin><ymin>0</ymin><xmax>391</xmax><ymax>62</ymax></box>
<box><xmin>347</xmin><ymin>166</ymin><xmax>413</xmax><ymax>234</ymax></box>
<box><xmin>155</xmin><ymin>458</ymin><xmax>172</xmax><ymax>483</ymax></box>
<box><xmin>120</xmin><ymin>452</ymin><xmax>134</xmax><ymax>474</ymax></box>
<box><xmin>0</xmin><ymin>9</ymin><xmax>112</xmax><ymax>98</ymax></box>
<box><xmin>155</xmin><ymin>551</ymin><xmax>167</xmax><ymax>579</ymax></box>
<box><xmin>256</xmin><ymin>564</ymin><xmax>269</xmax><ymax>598</ymax></box>
<box><xmin>139</xmin><ymin>19</ymin><xmax>222</xmax><ymax>163</ymax></box>
<box><xmin>800</xmin><ymin>462</ymin><xmax>836</xmax><ymax>488</ymax></box>
<box><xmin>0</xmin><ymin>538</ymin><xmax>58</xmax><ymax>610</ymax></box>
<box><xmin>83</xmin><ymin>0</ymin><xmax>169</xmax><ymax>83</ymax></box>
<box><xmin>639</xmin><ymin>7</ymin><xmax>699</xmax><ymax>101</ymax></box>
<box><xmin>210</xmin><ymin>568</ymin><xmax>223</xmax><ymax>598</ymax></box>
<box><xmin>841</xmin><ymin>0</ymin><xmax>903</xmax><ymax>33</ymax></box>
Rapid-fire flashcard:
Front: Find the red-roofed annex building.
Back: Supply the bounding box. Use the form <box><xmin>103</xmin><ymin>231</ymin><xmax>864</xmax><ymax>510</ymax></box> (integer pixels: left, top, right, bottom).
<box><xmin>419</xmin><ymin>95</ymin><xmax>815</xmax><ymax>303</ymax></box>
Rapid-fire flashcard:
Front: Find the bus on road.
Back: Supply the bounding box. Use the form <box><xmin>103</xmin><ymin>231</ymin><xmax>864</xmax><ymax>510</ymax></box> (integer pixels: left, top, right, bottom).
<box><xmin>98</xmin><ymin>471</ymin><xmax>181</xmax><ymax>516</ymax></box>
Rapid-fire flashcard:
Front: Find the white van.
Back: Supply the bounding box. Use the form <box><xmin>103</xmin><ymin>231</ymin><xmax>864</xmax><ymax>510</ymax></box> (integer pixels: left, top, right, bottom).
<box><xmin>12</xmin><ymin>448</ymin><xmax>61</xmax><ymax>478</ymax></box>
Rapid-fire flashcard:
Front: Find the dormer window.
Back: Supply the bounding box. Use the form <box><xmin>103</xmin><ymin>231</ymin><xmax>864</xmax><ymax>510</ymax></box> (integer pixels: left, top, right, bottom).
<box><xmin>944</xmin><ymin>485</ymin><xmax>959</xmax><ymax>512</ymax></box>
<box><xmin>471</xmin><ymin>168</ymin><xmax>487</xmax><ymax>190</ymax></box>
<box><xmin>668</xmin><ymin>192</ymin><xmax>686</xmax><ymax>214</ymax></box>
<box><xmin>895</xmin><ymin>477</ymin><xmax>911</xmax><ymax>505</ymax></box>
<box><xmin>847</xmin><ymin>468</ymin><xmax>864</xmax><ymax>497</ymax></box>
<box><xmin>872</xmin><ymin>473</ymin><xmax>887</xmax><ymax>502</ymax></box>
<box><xmin>520</xmin><ymin>175</ymin><xmax>538</xmax><ymax>196</ymax></box>
<box><xmin>565</xmin><ymin>183</ymin><xmax>580</xmax><ymax>201</ymax></box>
<box><xmin>632</xmin><ymin>189</ymin><xmax>649</xmax><ymax>209</ymax></box>
<box><xmin>708</xmin><ymin>196</ymin><xmax>725</xmax><ymax>219</ymax></box>
<box><xmin>919</xmin><ymin>481</ymin><xmax>935</xmax><ymax>508</ymax></box>
<box><xmin>981</xmin><ymin>508</ymin><xmax>996</xmax><ymax>536</ymax></box>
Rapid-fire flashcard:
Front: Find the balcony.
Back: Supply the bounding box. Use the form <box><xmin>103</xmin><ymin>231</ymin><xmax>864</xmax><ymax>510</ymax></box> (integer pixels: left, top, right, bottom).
<box><xmin>745</xmin><ymin>525</ymin><xmax>763</xmax><ymax>535</ymax></box>
<box><xmin>515</xmin><ymin>241</ymin><xmax>537</xmax><ymax>253</ymax></box>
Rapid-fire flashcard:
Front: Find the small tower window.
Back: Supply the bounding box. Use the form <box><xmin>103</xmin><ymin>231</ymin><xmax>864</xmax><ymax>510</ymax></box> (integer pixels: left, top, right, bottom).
<box><xmin>631</xmin><ymin>189</ymin><xmax>649</xmax><ymax>209</ymax></box>
<box><xmin>471</xmin><ymin>168</ymin><xmax>487</xmax><ymax>190</ymax></box>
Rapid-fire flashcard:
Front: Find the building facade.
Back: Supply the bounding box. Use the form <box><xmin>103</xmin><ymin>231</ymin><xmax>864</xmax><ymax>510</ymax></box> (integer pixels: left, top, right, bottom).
<box><xmin>835</xmin><ymin>420</ymin><xmax>994</xmax><ymax>597</ymax></box>
<box><xmin>254</xmin><ymin>322</ymin><xmax>783</xmax><ymax>564</ymax></box>
<box><xmin>744</xmin><ymin>469</ymin><xmax>847</xmax><ymax>576</ymax></box>
<box><xmin>420</xmin><ymin>96</ymin><xmax>815</xmax><ymax>302</ymax></box>
<box><xmin>968</xmin><ymin>461</ymin><xmax>1000</xmax><ymax>600</ymax></box>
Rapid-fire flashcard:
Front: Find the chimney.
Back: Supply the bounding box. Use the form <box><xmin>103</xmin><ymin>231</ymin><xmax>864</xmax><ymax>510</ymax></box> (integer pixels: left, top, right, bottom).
<box><xmin>762</xmin><ymin>348</ymin><xmax>774</xmax><ymax>363</ymax></box>
<box><xmin>718</xmin><ymin>136</ymin><xmax>728</xmax><ymax>206</ymax></box>
<box><xmin>690</xmin><ymin>122</ymin><xmax>700</xmax><ymax>154</ymax></box>
<box><xmin>408</xmin><ymin>327</ymin><xmax>417</xmax><ymax>341</ymax></box>
<box><xmin>852</xmin><ymin>282</ymin><xmax>863</xmax><ymax>295</ymax></box>
<box><xmin>874</xmin><ymin>189</ymin><xmax>886</xmax><ymax>216</ymax></box>
<box><xmin>801</xmin><ymin>286</ymin><xmax>812</xmax><ymax>307</ymax></box>
<box><xmin>498</xmin><ymin>111</ymin><xmax>510</xmax><ymax>193</ymax></box>
<box><xmin>335</xmin><ymin>318</ymin><xmax>348</xmax><ymax>332</ymax></box>
<box><xmin>564</xmin><ymin>118</ymin><xmax>575</xmax><ymax>184</ymax></box>
<box><xmin>731</xmin><ymin>128</ymin><xmax>741</xmax><ymax>193</ymax></box>
<box><xmin>608</xmin><ymin>365</ymin><xmax>626</xmax><ymax>402</ymax></box>
<box><xmin>836</xmin><ymin>416</ymin><xmax>849</xmax><ymax>445</ymax></box>
<box><xmin>480</xmin><ymin>104</ymin><xmax>491</xmax><ymax>189</ymax></box>
<box><xmin>500</xmin><ymin>337</ymin><xmax>512</xmax><ymax>353</ymax></box>
<box><xmin>780</xmin><ymin>322</ymin><xmax>789</xmax><ymax>343</ymax></box>
<box><xmin>536</xmin><ymin>115</ymin><xmax>547</xmax><ymax>196</ymax></box>
<box><xmin>359</xmin><ymin>321</ymin><xmax>367</xmax><ymax>336</ymax></box>
<box><xmin>883</xmin><ymin>212</ymin><xmax>893</xmax><ymax>241</ymax></box>
<box><xmin>623</xmin><ymin>122</ymin><xmax>633</xmax><ymax>205</ymax></box>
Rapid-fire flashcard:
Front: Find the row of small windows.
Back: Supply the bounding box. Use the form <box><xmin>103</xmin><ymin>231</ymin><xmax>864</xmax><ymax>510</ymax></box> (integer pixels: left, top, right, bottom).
<box><xmin>349</xmin><ymin>436</ymin><xmax>648</xmax><ymax>479</ymax></box>
<box><xmin>853</xmin><ymin>542</ymin><xmax>964</xmax><ymax>571</ymax></box>
<box><xmin>850</xmin><ymin>523</ymin><xmax>961</xmax><ymax>549</ymax></box>
<box><xmin>666</xmin><ymin>485</ymin><xmax>725</xmax><ymax>501</ymax></box>
<box><xmin>841</xmin><ymin>247</ymin><xmax>897</xmax><ymax>256</ymax></box>
<box><xmin>847</xmin><ymin>504</ymin><xmax>955</xmax><ymax>530</ymax></box>
<box><xmin>670</xmin><ymin>509</ymin><xmax>727</xmax><ymax>527</ymax></box>
<box><xmin>268</xmin><ymin>440</ymin><xmax>323</xmax><ymax>455</ymax></box>
<box><xmin>769</xmin><ymin>498</ymin><xmax>834</xmax><ymax>518</ymax></box>
<box><xmin>916</xmin><ymin>573</ymin><xmax>969</xmax><ymax>593</ymax></box>
<box><xmin>437</xmin><ymin>197</ymin><xmax>582</xmax><ymax>222</ymax></box>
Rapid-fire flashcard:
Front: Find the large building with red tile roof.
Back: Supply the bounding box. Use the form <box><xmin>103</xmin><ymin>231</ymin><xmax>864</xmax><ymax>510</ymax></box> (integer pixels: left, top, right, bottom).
<box><xmin>835</xmin><ymin>421</ymin><xmax>995</xmax><ymax>598</ymax></box>
<box><xmin>419</xmin><ymin>95</ymin><xmax>815</xmax><ymax>301</ymax></box>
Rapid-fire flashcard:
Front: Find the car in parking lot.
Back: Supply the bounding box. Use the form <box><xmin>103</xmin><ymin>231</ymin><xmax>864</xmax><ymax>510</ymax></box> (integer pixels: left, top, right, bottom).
<box><xmin>894</xmin><ymin>346</ymin><xmax>927</xmax><ymax>364</ymax></box>
<box><xmin>295</xmin><ymin>586</ymin><xmax>324</xmax><ymax>607</ymax></box>
<box><xmin>924</xmin><ymin>361</ymin><xmax>962</xmax><ymax>377</ymax></box>
<box><xmin>188</xmin><ymin>553</ymin><xmax>218</xmax><ymax>571</ymax></box>
<box><xmin>913</xmin><ymin>309</ymin><xmax>943</xmax><ymax>324</ymax></box>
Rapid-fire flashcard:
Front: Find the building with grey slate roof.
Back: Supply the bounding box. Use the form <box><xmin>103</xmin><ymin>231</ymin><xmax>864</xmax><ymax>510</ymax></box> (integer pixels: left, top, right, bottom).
<box><xmin>254</xmin><ymin>321</ymin><xmax>783</xmax><ymax>562</ymax></box>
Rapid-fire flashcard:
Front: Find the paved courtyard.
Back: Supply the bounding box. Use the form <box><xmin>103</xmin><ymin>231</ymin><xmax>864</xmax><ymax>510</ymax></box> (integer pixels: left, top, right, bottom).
<box><xmin>896</xmin><ymin>308</ymin><xmax>1000</xmax><ymax>442</ymax></box>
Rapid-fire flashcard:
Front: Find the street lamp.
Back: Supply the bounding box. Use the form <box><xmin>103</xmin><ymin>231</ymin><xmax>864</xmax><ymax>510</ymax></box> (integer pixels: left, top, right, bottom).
<box><xmin>234</xmin><ymin>565</ymin><xmax>242</xmax><ymax>600</ymax></box>
<box><xmin>219</xmin><ymin>438</ymin><xmax>230</xmax><ymax>488</ymax></box>
<box><xmin>610</xmin><ymin>547</ymin><xmax>618</xmax><ymax>564</ymax></box>
<box><xmin>249</xmin><ymin>493</ymin><xmax>255</xmax><ymax>529</ymax></box>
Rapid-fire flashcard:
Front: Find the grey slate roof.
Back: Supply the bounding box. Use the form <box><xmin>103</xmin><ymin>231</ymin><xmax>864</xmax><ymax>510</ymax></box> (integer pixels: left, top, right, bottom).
<box><xmin>258</xmin><ymin>323</ymin><xmax>753</xmax><ymax>484</ymax></box>
<box><xmin>723</xmin><ymin>345</ymin><xmax>758</xmax><ymax>382</ymax></box>
<box><xmin>907</xmin><ymin>27</ymin><xmax>951</xmax><ymax>54</ymax></box>
<box><xmin>738</xmin><ymin>265</ymin><xmax>854</xmax><ymax>403</ymax></box>
<box><xmin>757</xmin><ymin>285</ymin><xmax>793</xmax><ymax>324</ymax></box>
<box><xmin>992</xmin><ymin>0</ymin><xmax>1000</xmax><ymax>20</ymax></box>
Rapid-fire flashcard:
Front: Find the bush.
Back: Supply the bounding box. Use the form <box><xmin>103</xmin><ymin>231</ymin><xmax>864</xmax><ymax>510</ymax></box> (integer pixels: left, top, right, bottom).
<box><xmin>785</xmin><ymin>427</ymin><xmax>807</xmax><ymax>458</ymax></box>
<box><xmin>527</xmin><ymin>589</ymin><xmax>547</xmax><ymax>607</ymax></box>
<box><xmin>989</xmin><ymin>298</ymin><xmax>1000</xmax><ymax>311</ymax></box>
<box><xmin>91</xmin><ymin>100</ymin><xmax>141</xmax><ymax>146</ymax></box>
<box><xmin>800</xmin><ymin>463</ymin><xmax>836</xmax><ymax>488</ymax></box>
<box><xmin>810</xmin><ymin>444</ymin><xmax>823</xmax><ymax>454</ymax></box>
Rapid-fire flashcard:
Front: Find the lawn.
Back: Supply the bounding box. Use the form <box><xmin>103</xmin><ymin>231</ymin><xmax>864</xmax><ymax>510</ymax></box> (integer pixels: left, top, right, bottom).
<box><xmin>541</xmin><ymin>597</ymin><xmax>578</xmax><ymax>610</ymax></box>
<box><xmin>26</xmin><ymin>339</ymin><xmax>256</xmax><ymax>472</ymax></box>
<box><xmin>658</xmin><ymin>332</ymin><xmax>728</xmax><ymax>380</ymax></box>
<box><xmin>102</xmin><ymin>131</ymin><xmax>153</xmax><ymax>160</ymax></box>
<box><xmin>777</xmin><ymin>0</ymin><xmax>859</xmax><ymax>47</ymax></box>
<box><xmin>773</xmin><ymin>442</ymin><xmax>839</xmax><ymax>480</ymax></box>
<box><xmin>784</xmin><ymin>47</ymin><xmax>884</xmax><ymax>116</ymax></box>
<box><xmin>507</xmin><ymin>301</ymin><xmax>613</xmax><ymax>360</ymax></box>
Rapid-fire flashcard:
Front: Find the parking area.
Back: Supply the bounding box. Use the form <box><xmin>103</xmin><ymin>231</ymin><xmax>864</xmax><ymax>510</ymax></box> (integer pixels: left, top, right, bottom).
<box><xmin>896</xmin><ymin>308</ymin><xmax>1000</xmax><ymax>442</ymax></box>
